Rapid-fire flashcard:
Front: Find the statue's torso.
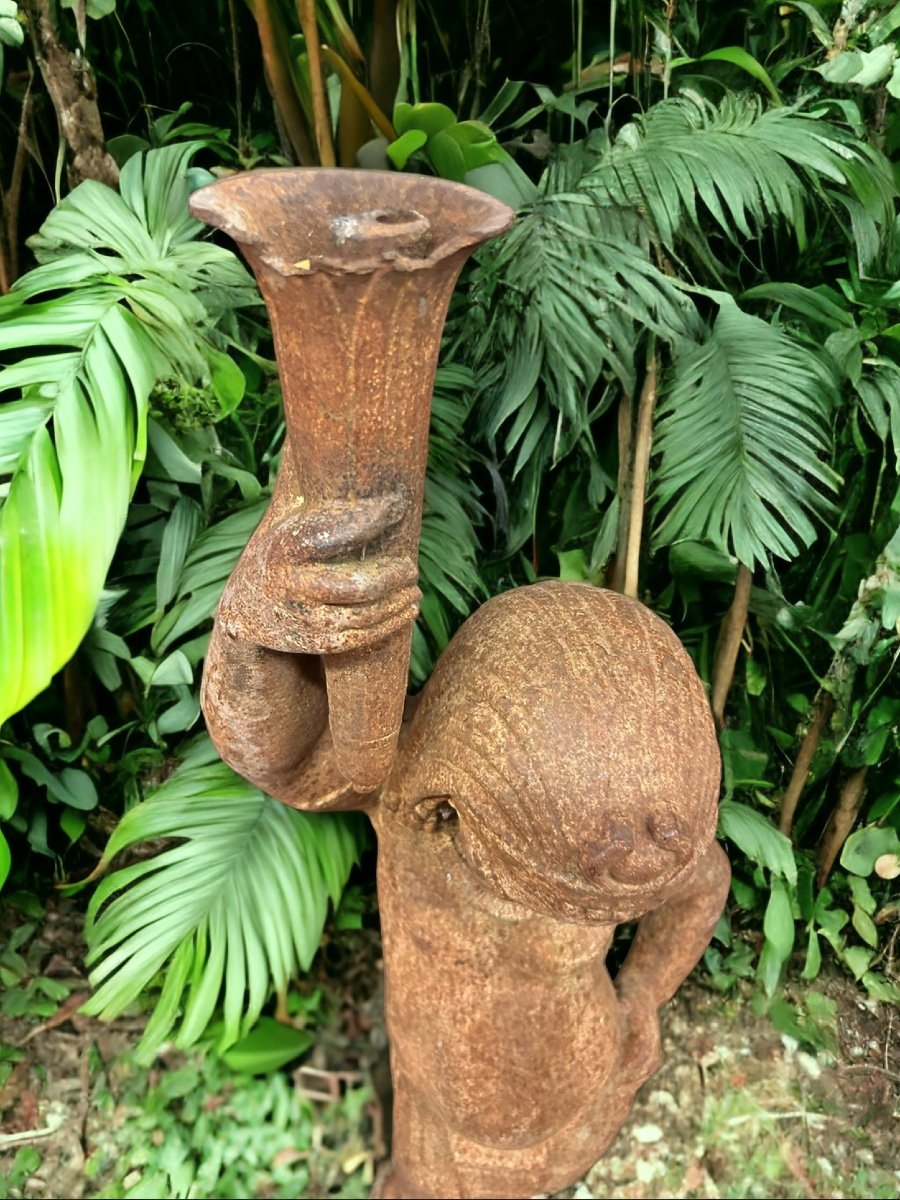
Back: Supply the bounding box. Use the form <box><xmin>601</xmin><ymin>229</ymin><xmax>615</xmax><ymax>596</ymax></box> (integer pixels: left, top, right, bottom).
<box><xmin>373</xmin><ymin>814</ymin><xmax>622</xmax><ymax>1151</ymax></box>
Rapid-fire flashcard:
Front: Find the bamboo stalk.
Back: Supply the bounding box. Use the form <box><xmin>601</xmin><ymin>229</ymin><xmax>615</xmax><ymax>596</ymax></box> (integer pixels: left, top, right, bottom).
<box><xmin>321</xmin><ymin>45</ymin><xmax>396</xmax><ymax>141</ymax></box>
<box><xmin>369</xmin><ymin>0</ymin><xmax>400</xmax><ymax>117</ymax></box>
<box><xmin>252</xmin><ymin>0</ymin><xmax>315</xmax><ymax>165</ymax></box>
<box><xmin>778</xmin><ymin>690</ymin><xmax>836</xmax><ymax>837</ymax></box>
<box><xmin>817</xmin><ymin>765</ymin><xmax>869</xmax><ymax>887</ymax></box>
<box><xmin>298</xmin><ymin>0</ymin><xmax>336</xmax><ymax>167</ymax></box>
<box><xmin>710</xmin><ymin>563</ymin><xmax>753</xmax><ymax>729</ymax></box>
<box><xmin>622</xmin><ymin>351</ymin><xmax>658</xmax><ymax>599</ymax></box>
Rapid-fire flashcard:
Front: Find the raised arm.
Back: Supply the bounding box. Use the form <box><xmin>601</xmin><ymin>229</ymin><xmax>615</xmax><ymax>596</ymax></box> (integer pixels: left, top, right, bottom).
<box><xmin>201</xmin><ymin>441</ymin><xmax>420</xmax><ymax>811</ymax></box>
<box><xmin>615</xmin><ymin>840</ymin><xmax>731</xmax><ymax>1009</ymax></box>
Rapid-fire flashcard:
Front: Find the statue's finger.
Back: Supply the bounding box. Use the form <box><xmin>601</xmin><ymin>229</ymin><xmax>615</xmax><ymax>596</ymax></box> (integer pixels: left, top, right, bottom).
<box><xmin>248</xmin><ymin>593</ymin><xmax>421</xmax><ymax>656</ymax></box>
<box><xmin>284</xmin><ymin>557</ymin><xmax>419</xmax><ymax>605</ymax></box>
<box><xmin>267</xmin><ymin>492</ymin><xmax>407</xmax><ymax>563</ymax></box>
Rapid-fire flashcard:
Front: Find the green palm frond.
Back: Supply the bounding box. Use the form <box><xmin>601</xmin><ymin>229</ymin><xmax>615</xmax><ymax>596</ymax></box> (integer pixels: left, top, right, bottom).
<box><xmin>0</xmin><ymin>144</ymin><xmax>255</xmax><ymax>726</ymax></box>
<box><xmin>464</xmin><ymin>185</ymin><xmax>695</xmax><ymax>551</ymax></box>
<box><xmin>150</xmin><ymin>499</ymin><xmax>268</xmax><ymax>656</ymax></box>
<box><xmin>474</xmin><ymin>197</ymin><xmax>696</xmax><ymax>447</ymax></box>
<box><xmin>857</xmin><ymin>359</ymin><xmax>900</xmax><ymax>464</ymax></box>
<box><xmin>79</xmin><ymin>736</ymin><xmax>364</xmax><ymax>1060</ymax></box>
<box><xmin>414</xmin><ymin>363</ymin><xmax>487</xmax><ymax>680</ymax></box>
<box><xmin>580</xmin><ymin>92</ymin><xmax>894</xmax><ymax>270</ymax></box>
<box><xmin>652</xmin><ymin>295</ymin><xmax>840</xmax><ymax>568</ymax></box>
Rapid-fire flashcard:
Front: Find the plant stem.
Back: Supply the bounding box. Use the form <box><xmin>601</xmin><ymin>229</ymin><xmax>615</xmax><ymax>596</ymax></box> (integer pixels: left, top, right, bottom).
<box><xmin>778</xmin><ymin>690</ymin><xmax>836</xmax><ymax>837</ymax></box>
<box><xmin>817</xmin><ymin>765</ymin><xmax>868</xmax><ymax>887</ymax></box>
<box><xmin>622</xmin><ymin>348</ymin><xmax>657</xmax><ymax>599</ymax></box>
<box><xmin>252</xmin><ymin>0</ymin><xmax>315</xmax><ymax>165</ymax></box>
<box><xmin>710</xmin><ymin>563</ymin><xmax>753</xmax><ymax>729</ymax></box>
<box><xmin>25</xmin><ymin>0</ymin><xmax>118</xmax><ymax>187</ymax></box>
<box><xmin>321</xmin><ymin>47</ymin><xmax>396</xmax><ymax>141</ymax></box>
<box><xmin>6</xmin><ymin>72</ymin><xmax>35</xmax><ymax>287</ymax></box>
<box><xmin>369</xmin><ymin>0</ymin><xmax>400</xmax><ymax>117</ymax></box>
<box><xmin>298</xmin><ymin>0</ymin><xmax>336</xmax><ymax>167</ymax></box>
<box><xmin>609</xmin><ymin>391</ymin><xmax>633</xmax><ymax>592</ymax></box>
<box><xmin>227</xmin><ymin>0</ymin><xmax>244</xmax><ymax>153</ymax></box>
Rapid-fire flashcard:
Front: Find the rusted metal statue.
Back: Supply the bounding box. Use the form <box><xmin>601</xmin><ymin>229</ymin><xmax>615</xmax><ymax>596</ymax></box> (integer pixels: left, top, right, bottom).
<box><xmin>191</xmin><ymin>169</ymin><xmax>731</xmax><ymax>1200</ymax></box>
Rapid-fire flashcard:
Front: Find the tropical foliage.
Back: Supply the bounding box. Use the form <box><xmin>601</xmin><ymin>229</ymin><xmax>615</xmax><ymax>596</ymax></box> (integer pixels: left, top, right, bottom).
<box><xmin>0</xmin><ymin>0</ymin><xmax>899</xmax><ymax>1060</ymax></box>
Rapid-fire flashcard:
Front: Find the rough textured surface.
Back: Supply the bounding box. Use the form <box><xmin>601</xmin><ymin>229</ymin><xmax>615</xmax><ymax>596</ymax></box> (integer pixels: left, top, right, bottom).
<box><xmin>191</xmin><ymin>168</ymin><xmax>513</xmax><ymax>792</ymax></box>
<box><xmin>193</xmin><ymin>169</ymin><xmax>730</xmax><ymax>1200</ymax></box>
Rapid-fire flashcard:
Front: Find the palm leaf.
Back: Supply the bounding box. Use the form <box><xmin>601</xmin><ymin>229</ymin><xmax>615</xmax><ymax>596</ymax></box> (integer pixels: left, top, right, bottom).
<box><xmin>580</xmin><ymin>92</ymin><xmax>894</xmax><ymax>271</ymax></box>
<box><xmin>79</xmin><ymin>736</ymin><xmax>364</xmax><ymax>1060</ymax></box>
<box><xmin>0</xmin><ymin>145</ymin><xmax>255</xmax><ymax>725</ymax></box>
<box><xmin>652</xmin><ymin>295</ymin><xmax>840</xmax><ymax>568</ymax></box>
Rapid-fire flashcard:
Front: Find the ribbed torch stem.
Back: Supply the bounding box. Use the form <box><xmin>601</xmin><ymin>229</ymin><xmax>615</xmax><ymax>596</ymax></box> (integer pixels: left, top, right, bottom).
<box><xmin>190</xmin><ymin>169</ymin><xmax>513</xmax><ymax>791</ymax></box>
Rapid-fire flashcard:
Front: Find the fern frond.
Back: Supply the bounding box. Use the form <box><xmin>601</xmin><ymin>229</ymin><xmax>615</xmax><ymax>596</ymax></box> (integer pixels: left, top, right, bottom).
<box><xmin>79</xmin><ymin>736</ymin><xmax>364</xmax><ymax>1060</ymax></box>
<box><xmin>581</xmin><ymin>92</ymin><xmax>894</xmax><ymax>270</ymax></box>
<box><xmin>652</xmin><ymin>295</ymin><xmax>840</xmax><ymax>568</ymax></box>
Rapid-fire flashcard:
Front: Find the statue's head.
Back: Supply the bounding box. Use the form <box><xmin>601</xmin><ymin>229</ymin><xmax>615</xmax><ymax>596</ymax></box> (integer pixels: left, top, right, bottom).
<box><xmin>387</xmin><ymin>582</ymin><xmax>720</xmax><ymax>923</ymax></box>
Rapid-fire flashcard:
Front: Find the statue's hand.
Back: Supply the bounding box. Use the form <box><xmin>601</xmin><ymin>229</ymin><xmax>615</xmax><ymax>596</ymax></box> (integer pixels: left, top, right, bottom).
<box><xmin>615</xmin><ymin>983</ymin><xmax>661</xmax><ymax>1095</ymax></box>
<box><xmin>218</xmin><ymin>492</ymin><xmax>421</xmax><ymax>655</ymax></box>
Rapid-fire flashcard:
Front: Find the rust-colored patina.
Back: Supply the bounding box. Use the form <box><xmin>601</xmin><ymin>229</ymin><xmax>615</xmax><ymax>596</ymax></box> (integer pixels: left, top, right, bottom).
<box><xmin>192</xmin><ymin>169</ymin><xmax>731</xmax><ymax>1200</ymax></box>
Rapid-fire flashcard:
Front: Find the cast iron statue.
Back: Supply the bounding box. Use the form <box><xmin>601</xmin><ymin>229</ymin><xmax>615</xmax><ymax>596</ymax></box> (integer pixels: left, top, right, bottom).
<box><xmin>190</xmin><ymin>169</ymin><xmax>731</xmax><ymax>1200</ymax></box>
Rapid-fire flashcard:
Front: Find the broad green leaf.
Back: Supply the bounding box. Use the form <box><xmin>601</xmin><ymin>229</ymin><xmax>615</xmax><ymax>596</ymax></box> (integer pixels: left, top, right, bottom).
<box><xmin>787</xmin><ymin>1</ymin><xmax>835</xmax><ymax>47</ymax></box>
<box><xmin>801</xmin><ymin>927</ymin><xmax>822</xmax><ymax>980</ymax></box>
<box><xmin>851</xmin><ymin>906</ymin><xmax>878</xmax><ymax>949</ymax></box>
<box><xmin>155</xmin><ymin>496</ymin><xmax>201</xmax><ymax>611</ymax></box>
<box><xmin>816</xmin><ymin>51</ymin><xmax>864</xmax><ymax>84</ymax></box>
<box><xmin>758</xmin><ymin>879</ymin><xmax>795</xmax><ymax>996</ymax></box>
<box><xmin>427</xmin><ymin>130</ymin><xmax>468</xmax><ymax>182</ymax></box>
<box><xmin>0</xmin><ymin>145</ymin><xmax>256</xmax><ymax>726</ymax></box>
<box><xmin>867</xmin><ymin>2</ymin><xmax>900</xmax><ymax>45</ymax></box>
<box><xmin>818</xmin><ymin>45</ymin><xmax>896</xmax><ymax>88</ymax></box>
<box><xmin>841</xmin><ymin>944</ymin><xmax>873</xmax><ymax>981</ymax></box>
<box><xmin>0</xmin><ymin>829</ymin><xmax>9</xmax><ymax>890</ymax></box>
<box><xmin>150</xmin><ymin>650</ymin><xmax>193</xmax><ymax>688</ymax></box>
<box><xmin>841</xmin><ymin>824</ymin><xmax>900</xmax><ymax>875</ymax></box>
<box><xmin>386</xmin><ymin>128</ymin><xmax>427</xmax><ymax>170</ymax></box>
<box><xmin>0</xmin><ymin>759</ymin><xmax>18</xmax><ymax>820</ymax></box>
<box><xmin>396</xmin><ymin>102</ymin><xmax>456</xmax><ymax>138</ymax></box>
<box><xmin>60</xmin><ymin>809</ymin><xmax>87</xmax><ymax>845</ymax></box>
<box><xmin>718</xmin><ymin>800</ymin><xmax>797</xmax><ymax>883</ymax></box>
<box><xmin>220</xmin><ymin>1017</ymin><xmax>314</xmax><ymax>1074</ymax></box>
<box><xmin>673</xmin><ymin>47</ymin><xmax>782</xmax><ymax>104</ymax></box>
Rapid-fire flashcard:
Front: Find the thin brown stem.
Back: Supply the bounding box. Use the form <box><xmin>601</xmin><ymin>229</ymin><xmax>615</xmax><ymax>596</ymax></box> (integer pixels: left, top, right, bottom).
<box><xmin>226</xmin><ymin>0</ymin><xmax>244</xmax><ymax>152</ymax></box>
<box><xmin>252</xmin><ymin>0</ymin><xmax>315</xmax><ymax>165</ymax></box>
<box><xmin>817</xmin><ymin>765</ymin><xmax>869</xmax><ymax>888</ymax></box>
<box><xmin>710</xmin><ymin>564</ymin><xmax>753</xmax><ymax>729</ymax></box>
<box><xmin>778</xmin><ymin>690</ymin><xmax>836</xmax><ymax>837</ymax></box>
<box><xmin>6</xmin><ymin>73</ymin><xmax>34</xmax><ymax>285</ymax></box>
<box><xmin>298</xmin><ymin>0</ymin><xmax>336</xmax><ymax>167</ymax></box>
<box><xmin>0</xmin><ymin>229</ymin><xmax>9</xmax><ymax>294</ymax></box>
<box><xmin>609</xmin><ymin>392</ymin><xmax>633</xmax><ymax>593</ymax></box>
<box><xmin>622</xmin><ymin>351</ymin><xmax>658</xmax><ymax>599</ymax></box>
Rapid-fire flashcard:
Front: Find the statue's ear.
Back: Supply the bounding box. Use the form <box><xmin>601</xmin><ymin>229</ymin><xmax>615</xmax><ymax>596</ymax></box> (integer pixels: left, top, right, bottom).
<box><xmin>412</xmin><ymin>794</ymin><xmax>459</xmax><ymax>831</ymax></box>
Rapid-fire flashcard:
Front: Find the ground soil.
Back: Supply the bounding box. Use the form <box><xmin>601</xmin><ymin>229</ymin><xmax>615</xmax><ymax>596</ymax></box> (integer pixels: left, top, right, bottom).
<box><xmin>1</xmin><ymin>899</ymin><xmax>897</xmax><ymax>1199</ymax></box>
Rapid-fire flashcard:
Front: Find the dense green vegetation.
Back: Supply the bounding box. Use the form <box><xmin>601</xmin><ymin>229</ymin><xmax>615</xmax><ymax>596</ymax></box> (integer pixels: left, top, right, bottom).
<box><xmin>0</xmin><ymin>0</ymin><xmax>898</xmax><ymax>1079</ymax></box>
